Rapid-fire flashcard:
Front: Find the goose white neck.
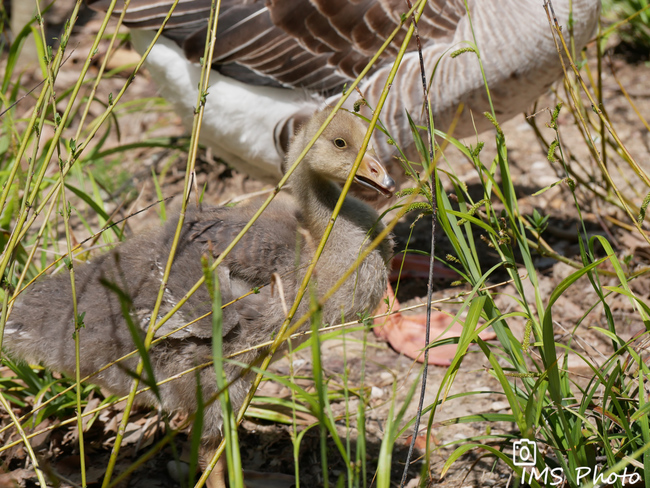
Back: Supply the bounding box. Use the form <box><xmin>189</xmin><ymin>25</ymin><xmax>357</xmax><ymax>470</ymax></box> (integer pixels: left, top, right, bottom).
<box><xmin>130</xmin><ymin>30</ymin><xmax>322</xmax><ymax>184</ymax></box>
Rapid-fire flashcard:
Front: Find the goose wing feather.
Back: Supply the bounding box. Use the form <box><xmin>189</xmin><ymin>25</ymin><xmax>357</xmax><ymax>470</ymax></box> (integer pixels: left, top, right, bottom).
<box><xmin>6</xmin><ymin>200</ymin><xmax>304</xmax><ymax>366</ymax></box>
<box><xmin>87</xmin><ymin>0</ymin><xmax>462</xmax><ymax>91</ymax></box>
<box><xmin>149</xmin><ymin>199</ymin><xmax>303</xmax><ymax>340</ymax></box>
<box><xmin>180</xmin><ymin>199</ymin><xmax>302</xmax><ymax>285</ymax></box>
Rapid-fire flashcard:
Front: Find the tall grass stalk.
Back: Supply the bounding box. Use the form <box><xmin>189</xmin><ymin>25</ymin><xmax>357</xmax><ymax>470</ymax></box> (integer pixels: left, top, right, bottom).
<box><xmin>204</xmin><ymin>259</ymin><xmax>243</xmax><ymax>487</ymax></box>
<box><xmin>58</xmin><ymin>162</ymin><xmax>87</xmax><ymax>487</ymax></box>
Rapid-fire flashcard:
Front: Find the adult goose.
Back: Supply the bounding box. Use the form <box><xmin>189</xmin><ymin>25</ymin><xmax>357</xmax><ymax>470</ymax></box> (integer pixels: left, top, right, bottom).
<box><xmin>4</xmin><ymin>109</ymin><xmax>394</xmax><ymax>487</ymax></box>
<box><xmin>88</xmin><ymin>0</ymin><xmax>600</xmax><ymax>178</ymax></box>
<box><xmin>87</xmin><ymin>0</ymin><xmax>600</xmax><ymax>364</ymax></box>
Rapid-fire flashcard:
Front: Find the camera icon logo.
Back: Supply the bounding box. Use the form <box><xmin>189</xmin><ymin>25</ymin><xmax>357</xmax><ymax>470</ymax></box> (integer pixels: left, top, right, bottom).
<box><xmin>512</xmin><ymin>439</ymin><xmax>537</xmax><ymax>466</ymax></box>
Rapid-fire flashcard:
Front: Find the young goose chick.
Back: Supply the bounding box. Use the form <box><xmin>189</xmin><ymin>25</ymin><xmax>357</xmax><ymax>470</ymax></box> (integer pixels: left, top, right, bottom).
<box><xmin>86</xmin><ymin>0</ymin><xmax>599</xmax><ymax>366</ymax></box>
<box><xmin>3</xmin><ymin>109</ymin><xmax>394</xmax><ymax>488</ymax></box>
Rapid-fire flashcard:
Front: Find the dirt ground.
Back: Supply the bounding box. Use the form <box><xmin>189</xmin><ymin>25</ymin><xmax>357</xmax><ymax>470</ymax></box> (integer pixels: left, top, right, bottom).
<box><xmin>1</xmin><ymin>3</ymin><xmax>650</xmax><ymax>487</ymax></box>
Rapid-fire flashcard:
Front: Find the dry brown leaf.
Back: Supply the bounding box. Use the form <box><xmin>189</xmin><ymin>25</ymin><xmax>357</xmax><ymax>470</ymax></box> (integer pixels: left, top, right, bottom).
<box><xmin>0</xmin><ymin>468</ymin><xmax>32</xmax><ymax>488</ymax></box>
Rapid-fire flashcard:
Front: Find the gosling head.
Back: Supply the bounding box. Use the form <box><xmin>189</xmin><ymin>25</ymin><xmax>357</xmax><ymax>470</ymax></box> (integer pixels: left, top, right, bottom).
<box><xmin>290</xmin><ymin>110</ymin><xmax>396</xmax><ymax>198</ymax></box>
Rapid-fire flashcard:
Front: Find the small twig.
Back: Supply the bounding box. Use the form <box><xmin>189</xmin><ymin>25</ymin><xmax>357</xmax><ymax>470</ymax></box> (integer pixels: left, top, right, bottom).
<box><xmin>79</xmin><ymin>196</ymin><xmax>175</xmax><ymax>248</ymax></box>
<box><xmin>400</xmin><ymin>0</ymin><xmax>438</xmax><ymax>486</ymax></box>
<box><xmin>0</xmin><ymin>49</ymin><xmax>76</xmax><ymax>118</ymax></box>
<box><xmin>0</xmin><ymin>80</ymin><xmax>45</xmax><ymax>119</ymax></box>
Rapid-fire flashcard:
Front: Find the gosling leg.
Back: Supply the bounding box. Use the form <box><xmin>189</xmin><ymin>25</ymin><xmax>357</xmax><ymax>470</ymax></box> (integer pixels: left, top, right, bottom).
<box><xmin>200</xmin><ymin>442</ymin><xmax>227</xmax><ymax>488</ymax></box>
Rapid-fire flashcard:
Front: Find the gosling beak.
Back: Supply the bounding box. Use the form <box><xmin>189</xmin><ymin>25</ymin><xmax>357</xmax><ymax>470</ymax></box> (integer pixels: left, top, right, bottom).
<box><xmin>355</xmin><ymin>151</ymin><xmax>396</xmax><ymax>198</ymax></box>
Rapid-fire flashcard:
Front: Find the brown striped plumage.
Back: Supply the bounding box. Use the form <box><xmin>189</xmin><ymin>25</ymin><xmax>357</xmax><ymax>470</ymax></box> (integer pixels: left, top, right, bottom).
<box><xmin>86</xmin><ymin>0</ymin><xmax>600</xmax><ymax>183</ymax></box>
<box><xmin>88</xmin><ymin>0</ymin><xmax>466</xmax><ymax>92</ymax></box>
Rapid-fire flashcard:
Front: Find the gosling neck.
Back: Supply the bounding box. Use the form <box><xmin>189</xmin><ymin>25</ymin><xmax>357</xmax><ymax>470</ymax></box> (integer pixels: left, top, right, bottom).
<box><xmin>290</xmin><ymin>163</ymin><xmax>344</xmax><ymax>241</ymax></box>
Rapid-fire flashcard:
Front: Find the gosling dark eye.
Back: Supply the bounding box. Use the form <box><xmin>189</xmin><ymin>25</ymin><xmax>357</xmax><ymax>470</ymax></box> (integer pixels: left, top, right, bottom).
<box><xmin>333</xmin><ymin>138</ymin><xmax>347</xmax><ymax>148</ymax></box>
